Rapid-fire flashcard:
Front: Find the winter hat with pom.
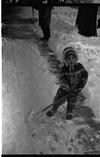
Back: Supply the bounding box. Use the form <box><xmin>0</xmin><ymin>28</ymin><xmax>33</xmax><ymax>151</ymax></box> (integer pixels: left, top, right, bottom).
<box><xmin>62</xmin><ymin>47</ymin><xmax>78</xmax><ymax>64</ymax></box>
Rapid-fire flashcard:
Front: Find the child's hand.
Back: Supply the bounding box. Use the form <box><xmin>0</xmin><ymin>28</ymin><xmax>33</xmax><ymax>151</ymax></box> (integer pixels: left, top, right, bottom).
<box><xmin>61</xmin><ymin>84</ymin><xmax>70</xmax><ymax>90</ymax></box>
<box><xmin>69</xmin><ymin>88</ymin><xmax>81</xmax><ymax>97</ymax></box>
<box><xmin>76</xmin><ymin>88</ymin><xmax>82</xmax><ymax>93</ymax></box>
<box><xmin>67</xmin><ymin>91</ymin><xmax>77</xmax><ymax>99</ymax></box>
<box><xmin>67</xmin><ymin>87</ymin><xmax>78</xmax><ymax>97</ymax></box>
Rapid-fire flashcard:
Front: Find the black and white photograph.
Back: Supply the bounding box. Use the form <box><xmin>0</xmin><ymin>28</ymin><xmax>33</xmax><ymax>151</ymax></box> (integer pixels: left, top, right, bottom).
<box><xmin>2</xmin><ymin>0</ymin><xmax>100</xmax><ymax>155</ymax></box>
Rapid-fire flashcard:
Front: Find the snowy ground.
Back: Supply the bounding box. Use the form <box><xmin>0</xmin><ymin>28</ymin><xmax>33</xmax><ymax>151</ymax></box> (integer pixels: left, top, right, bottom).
<box><xmin>2</xmin><ymin>6</ymin><xmax>100</xmax><ymax>154</ymax></box>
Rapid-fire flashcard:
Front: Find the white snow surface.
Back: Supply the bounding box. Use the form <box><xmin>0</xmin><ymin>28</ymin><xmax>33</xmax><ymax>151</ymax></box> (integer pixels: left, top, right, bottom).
<box><xmin>2</xmin><ymin>38</ymin><xmax>58</xmax><ymax>154</ymax></box>
<box><xmin>2</xmin><ymin>6</ymin><xmax>100</xmax><ymax>154</ymax></box>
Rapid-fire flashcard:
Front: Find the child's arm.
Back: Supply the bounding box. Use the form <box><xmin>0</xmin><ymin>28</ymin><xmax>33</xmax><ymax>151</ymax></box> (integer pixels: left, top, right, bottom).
<box><xmin>76</xmin><ymin>65</ymin><xmax>88</xmax><ymax>93</ymax></box>
<box><xmin>59</xmin><ymin>65</ymin><xmax>67</xmax><ymax>85</ymax></box>
<box><xmin>58</xmin><ymin>65</ymin><xmax>70</xmax><ymax>90</ymax></box>
<box><xmin>67</xmin><ymin>67</ymin><xmax>88</xmax><ymax>98</ymax></box>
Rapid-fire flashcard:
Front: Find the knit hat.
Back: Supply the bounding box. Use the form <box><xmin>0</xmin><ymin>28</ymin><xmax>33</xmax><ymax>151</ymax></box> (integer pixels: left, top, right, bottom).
<box><xmin>62</xmin><ymin>47</ymin><xmax>78</xmax><ymax>64</ymax></box>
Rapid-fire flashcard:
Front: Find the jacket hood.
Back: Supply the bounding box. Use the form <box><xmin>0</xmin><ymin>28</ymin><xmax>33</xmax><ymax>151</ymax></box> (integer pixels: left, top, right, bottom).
<box><xmin>62</xmin><ymin>47</ymin><xmax>78</xmax><ymax>65</ymax></box>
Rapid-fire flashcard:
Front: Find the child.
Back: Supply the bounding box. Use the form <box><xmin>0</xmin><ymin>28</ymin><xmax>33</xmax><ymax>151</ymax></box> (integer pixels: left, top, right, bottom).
<box><xmin>47</xmin><ymin>47</ymin><xmax>88</xmax><ymax>120</ymax></box>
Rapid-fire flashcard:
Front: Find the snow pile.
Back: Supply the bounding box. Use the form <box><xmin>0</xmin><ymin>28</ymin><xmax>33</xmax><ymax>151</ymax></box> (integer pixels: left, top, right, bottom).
<box><xmin>29</xmin><ymin>105</ymin><xmax>100</xmax><ymax>154</ymax></box>
<box><xmin>74</xmin><ymin>39</ymin><xmax>100</xmax><ymax>119</ymax></box>
<box><xmin>57</xmin><ymin>7</ymin><xmax>77</xmax><ymax>26</ymax></box>
<box><xmin>28</xmin><ymin>105</ymin><xmax>91</xmax><ymax>154</ymax></box>
<box><xmin>51</xmin><ymin>7</ymin><xmax>77</xmax><ymax>39</ymax></box>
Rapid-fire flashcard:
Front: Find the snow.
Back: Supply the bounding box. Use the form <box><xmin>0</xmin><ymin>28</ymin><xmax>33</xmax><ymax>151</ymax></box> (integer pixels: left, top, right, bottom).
<box><xmin>2</xmin><ymin>35</ymin><xmax>60</xmax><ymax>153</ymax></box>
<box><xmin>2</xmin><ymin>6</ymin><xmax>100</xmax><ymax>154</ymax></box>
<box><xmin>97</xmin><ymin>28</ymin><xmax>100</xmax><ymax>36</ymax></box>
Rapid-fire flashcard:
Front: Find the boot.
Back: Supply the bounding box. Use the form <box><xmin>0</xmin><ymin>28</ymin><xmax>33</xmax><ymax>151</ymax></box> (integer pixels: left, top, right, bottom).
<box><xmin>40</xmin><ymin>37</ymin><xmax>49</xmax><ymax>42</ymax></box>
<box><xmin>66</xmin><ymin>103</ymin><xmax>74</xmax><ymax>120</ymax></box>
<box><xmin>46</xmin><ymin>109</ymin><xmax>56</xmax><ymax>117</ymax></box>
<box><xmin>66</xmin><ymin>112</ymin><xmax>73</xmax><ymax>120</ymax></box>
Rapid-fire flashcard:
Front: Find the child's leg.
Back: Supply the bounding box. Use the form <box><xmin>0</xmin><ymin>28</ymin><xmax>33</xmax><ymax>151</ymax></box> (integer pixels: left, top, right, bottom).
<box><xmin>66</xmin><ymin>102</ymin><xmax>74</xmax><ymax>114</ymax></box>
<box><xmin>52</xmin><ymin>87</ymin><xmax>67</xmax><ymax>111</ymax></box>
<box><xmin>47</xmin><ymin>87</ymin><xmax>67</xmax><ymax>117</ymax></box>
<box><xmin>66</xmin><ymin>96</ymin><xmax>78</xmax><ymax>120</ymax></box>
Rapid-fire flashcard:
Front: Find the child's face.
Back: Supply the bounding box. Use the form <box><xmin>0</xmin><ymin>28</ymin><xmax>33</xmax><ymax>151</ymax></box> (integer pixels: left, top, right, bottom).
<box><xmin>65</xmin><ymin>54</ymin><xmax>76</xmax><ymax>66</ymax></box>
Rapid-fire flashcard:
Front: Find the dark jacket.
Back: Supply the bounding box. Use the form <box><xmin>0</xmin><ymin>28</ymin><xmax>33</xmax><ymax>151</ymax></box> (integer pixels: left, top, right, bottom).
<box><xmin>59</xmin><ymin>63</ymin><xmax>88</xmax><ymax>92</ymax></box>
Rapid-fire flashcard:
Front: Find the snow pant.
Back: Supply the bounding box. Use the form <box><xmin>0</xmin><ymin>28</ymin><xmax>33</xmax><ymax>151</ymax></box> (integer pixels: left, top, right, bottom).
<box><xmin>52</xmin><ymin>87</ymin><xmax>79</xmax><ymax>114</ymax></box>
<box><xmin>40</xmin><ymin>24</ymin><xmax>50</xmax><ymax>40</ymax></box>
<box><xmin>39</xmin><ymin>6</ymin><xmax>52</xmax><ymax>40</ymax></box>
<box><xmin>76</xmin><ymin>6</ymin><xmax>97</xmax><ymax>37</ymax></box>
<box><xmin>98</xmin><ymin>18</ymin><xmax>100</xmax><ymax>28</ymax></box>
